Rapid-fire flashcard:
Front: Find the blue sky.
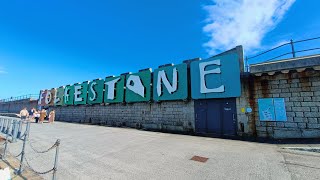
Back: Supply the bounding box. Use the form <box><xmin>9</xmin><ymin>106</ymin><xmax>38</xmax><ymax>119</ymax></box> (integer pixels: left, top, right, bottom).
<box><xmin>0</xmin><ymin>0</ymin><xmax>319</xmax><ymax>99</ymax></box>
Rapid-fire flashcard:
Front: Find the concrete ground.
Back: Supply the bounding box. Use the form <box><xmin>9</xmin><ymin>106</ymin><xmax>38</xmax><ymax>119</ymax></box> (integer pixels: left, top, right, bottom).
<box><xmin>3</xmin><ymin>122</ymin><xmax>320</xmax><ymax>180</ymax></box>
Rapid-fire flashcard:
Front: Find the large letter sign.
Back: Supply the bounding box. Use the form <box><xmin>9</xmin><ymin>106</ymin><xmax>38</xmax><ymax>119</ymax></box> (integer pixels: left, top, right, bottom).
<box><xmin>38</xmin><ymin>90</ymin><xmax>45</xmax><ymax>106</ymax></box>
<box><xmin>153</xmin><ymin>64</ymin><xmax>188</xmax><ymax>101</ymax></box>
<box><xmin>104</xmin><ymin>75</ymin><xmax>125</xmax><ymax>103</ymax></box>
<box><xmin>125</xmin><ymin>69</ymin><xmax>151</xmax><ymax>103</ymax></box>
<box><xmin>54</xmin><ymin>87</ymin><xmax>64</xmax><ymax>106</ymax></box>
<box><xmin>87</xmin><ymin>78</ymin><xmax>104</xmax><ymax>104</ymax></box>
<box><xmin>64</xmin><ymin>85</ymin><xmax>75</xmax><ymax>105</ymax></box>
<box><xmin>40</xmin><ymin>49</ymin><xmax>242</xmax><ymax>107</ymax></box>
<box><xmin>190</xmin><ymin>53</ymin><xmax>241</xmax><ymax>99</ymax></box>
<box><xmin>74</xmin><ymin>81</ymin><xmax>89</xmax><ymax>105</ymax></box>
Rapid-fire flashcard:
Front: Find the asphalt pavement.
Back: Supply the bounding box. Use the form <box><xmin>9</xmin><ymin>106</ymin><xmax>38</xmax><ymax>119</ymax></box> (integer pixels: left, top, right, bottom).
<box><xmin>4</xmin><ymin>122</ymin><xmax>320</xmax><ymax>180</ymax></box>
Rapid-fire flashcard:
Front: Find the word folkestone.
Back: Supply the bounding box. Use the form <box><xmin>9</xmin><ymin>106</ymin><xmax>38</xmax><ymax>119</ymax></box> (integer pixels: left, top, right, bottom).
<box><xmin>38</xmin><ymin>53</ymin><xmax>241</xmax><ymax>106</ymax></box>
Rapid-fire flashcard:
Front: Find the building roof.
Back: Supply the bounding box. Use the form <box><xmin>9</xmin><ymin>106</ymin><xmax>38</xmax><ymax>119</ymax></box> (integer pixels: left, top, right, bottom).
<box><xmin>250</xmin><ymin>54</ymin><xmax>320</xmax><ymax>76</ymax></box>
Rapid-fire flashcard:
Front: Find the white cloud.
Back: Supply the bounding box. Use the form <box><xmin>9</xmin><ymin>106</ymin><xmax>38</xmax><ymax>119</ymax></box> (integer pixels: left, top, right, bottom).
<box><xmin>203</xmin><ymin>0</ymin><xmax>295</xmax><ymax>55</ymax></box>
<box><xmin>0</xmin><ymin>67</ymin><xmax>7</xmax><ymax>74</ymax></box>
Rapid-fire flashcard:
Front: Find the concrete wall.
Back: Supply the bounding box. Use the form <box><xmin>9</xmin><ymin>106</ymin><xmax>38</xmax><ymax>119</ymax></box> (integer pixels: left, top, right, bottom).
<box><xmin>0</xmin><ymin>99</ymin><xmax>38</xmax><ymax>113</ymax></box>
<box><xmin>49</xmin><ymin>101</ymin><xmax>195</xmax><ymax>133</ymax></box>
<box><xmin>252</xmin><ymin>69</ymin><xmax>320</xmax><ymax>138</ymax></box>
<box><xmin>236</xmin><ymin>74</ymin><xmax>256</xmax><ymax>136</ymax></box>
<box><xmin>0</xmin><ymin>69</ymin><xmax>318</xmax><ymax>139</ymax></box>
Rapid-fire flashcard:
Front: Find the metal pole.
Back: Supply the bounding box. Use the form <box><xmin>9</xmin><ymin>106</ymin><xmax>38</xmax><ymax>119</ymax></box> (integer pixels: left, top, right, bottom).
<box><xmin>16</xmin><ymin>122</ymin><xmax>30</xmax><ymax>175</ymax></box>
<box><xmin>12</xmin><ymin>120</ymin><xmax>18</xmax><ymax>143</ymax></box>
<box><xmin>2</xmin><ymin>118</ymin><xmax>7</xmax><ymax>132</ymax></box>
<box><xmin>5</xmin><ymin>119</ymin><xmax>11</xmax><ymax>134</ymax></box>
<box><xmin>0</xmin><ymin>118</ymin><xmax>3</xmax><ymax>131</ymax></box>
<box><xmin>2</xmin><ymin>129</ymin><xmax>10</xmax><ymax>160</ymax></box>
<box><xmin>290</xmin><ymin>39</ymin><xmax>296</xmax><ymax>58</ymax></box>
<box><xmin>245</xmin><ymin>56</ymin><xmax>249</xmax><ymax>72</ymax></box>
<box><xmin>52</xmin><ymin>139</ymin><xmax>60</xmax><ymax>180</ymax></box>
<box><xmin>17</xmin><ymin>120</ymin><xmax>23</xmax><ymax>139</ymax></box>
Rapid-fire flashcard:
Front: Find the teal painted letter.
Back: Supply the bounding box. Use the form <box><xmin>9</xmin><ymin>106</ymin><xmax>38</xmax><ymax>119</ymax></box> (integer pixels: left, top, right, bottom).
<box><xmin>190</xmin><ymin>53</ymin><xmax>241</xmax><ymax>99</ymax></box>
<box><xmin>153</xmin><ymin>64</ymin><xmax>188</xmax><ymax>101</ymax></box>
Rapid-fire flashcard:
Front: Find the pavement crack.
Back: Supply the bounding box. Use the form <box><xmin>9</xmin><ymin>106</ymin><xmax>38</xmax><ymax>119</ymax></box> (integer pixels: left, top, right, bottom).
<box><xmin>278</xmin><ymin>150</ymin><xmax>294</xmax><ymax>180</ymax></box>
<box><xmin>285</xmin><ymin>161</ymin><xmax>320</xmax><ymax>170</ymax></box>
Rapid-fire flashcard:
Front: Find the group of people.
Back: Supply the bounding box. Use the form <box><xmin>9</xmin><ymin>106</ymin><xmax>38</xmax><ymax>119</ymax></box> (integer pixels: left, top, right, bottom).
<box><xmin>19</xmin><ymin>107</ymin><xmax>56</xmax><ymax>123</ymax></box>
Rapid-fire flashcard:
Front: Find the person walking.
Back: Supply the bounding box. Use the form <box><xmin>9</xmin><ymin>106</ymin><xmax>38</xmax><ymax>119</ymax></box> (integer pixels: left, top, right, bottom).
<box><xmin>29</xmin><ymin>108</ymin><xmax>36</xmax><ymax>122</ymax></box>
<box><xmin>34</xmin><ymin>110</ymin><xmax>40</xmax><ymax>123</ymax></box>
<box><xmin>49</xmin><ymin>110</ymin><xmax>55</xmax><ymax>123</ymax></box>
<box><xmin>19</xmin><ymin>107</ymin><xmax>29</xmax><ymax>121</ymax></box>
<box><xmin>39</xmin><ymin>109</ymin><xmax>47</xmax><ymax>123</ymax></box>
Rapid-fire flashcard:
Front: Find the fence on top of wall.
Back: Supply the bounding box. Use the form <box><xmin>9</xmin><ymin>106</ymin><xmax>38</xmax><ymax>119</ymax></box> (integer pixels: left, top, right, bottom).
<box><xmin>245</xmin><ymin>36</ymin><xmax>320</xmax><ymax>72</ymax></box>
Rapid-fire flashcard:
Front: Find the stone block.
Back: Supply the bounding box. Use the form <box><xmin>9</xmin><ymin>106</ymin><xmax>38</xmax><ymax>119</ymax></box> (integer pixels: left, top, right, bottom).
<box><xmin>290</xmin><ymin>97</ymin><xmax>303</xmax><ymax>102</ymax></box>
<box><xmin>308</xmin><ymin>118</ymin><xmax>318</xmax><ymax>123</ymax></box>
<box><xmin>301</xmin><ymin>102</ymin><xmax>320</xmax><ymax>107</ymax></box>
<box><xmin>293</xmin><ymin>102</ymin><xmax>301</xmax><ymax>106</ymax></box>
<box><xmin>292</xmin><ymin>107</ymin><xmax>310</xmax><ymax>112</ymax></box>
<box><xmin>269</xmin><ymin>80</ymin><xmax>280</xmax><ymax>85</ymax></box>
<box><xmin>301</xmin><ymin>86</ymin><xmax>311</xmax><ymax>91</ymax></box>
<box><xmin>312</xmin><ymin>81</ymin><xmax>320</xmax><ymax>86</ymax></box>
<box><xmin>281</xmin><ymin>89</ymin><xmax>289</xmax><ymax>93</ymax></box>
<box><xmin>276</xmin><ymin>122</ymin><xmax>285</xmax><ymax>128</ymax></box>
<box><xmin>290</xmin><ymin>83</ymin><xmax>299</xmax><ymax>88</ymax></box>
<box><xmin>291</xmin><ymin>92</ymin><xmax>300</xmax><ymax>97</ymax></box>
<box><xmin>312</xmin><ymin>97</ymin><xmax>320</xmax><ymax>101</ymax></box>
<box><xmin>284</xmin><ymin>122</ymin><xmax>298</xmax><ymax>128</ymax></box>
<box><xmin>266</xmin><ymin>122</ymin><xmax>276</xmax><ymax>127</ymax></box>
<box><xmin>257</xmin><ymin>131</ymin><xmax>268</xmax><ymax>138</ymax></box>
<box><xmin>274</xmin><ymin>129</ymin><xmax>302</xmax><ymax>139</ymax></box>
<box><xmin>300</xmin><ymin>92</ymin><xmax>313</xmax><ymax>97</ymax></box>
<box><xmin>287</xmin><ymin>117</ymin><xmax>294</xmax><ymax>122</ymax></box>
<box><xmin>279</xmin><ymin>79</ymin><xmax>288</xmax><ymax>84</ymax></box>
<box><xmin>302</xmin><ymin>130</ymin><xmax>320</xmax><ymax>138</ymax></box>
<box><xmin>307</xmin><ymin>124</ymin><xmax>320</xmax><ymax>129</ymax></box>
<box><xmin>272</xmin><ymin>94</ymin><xmax>280</xmax><ymax>98</ymax></box>
<box><xmin>286</xmin><ymin>112</ymin><xmax>295</xmax><ymax>117</ymax></box>
<box><xmin>295</xmin><ymin>112</ymin><xmax>304</xmax><ymax>118</ymax></box>
<box><xmin>297</xmin><ymin>123</ymin><xmax>306</xmax><ymax>128</ymax></box>
<box><xmin>294</xmin><ymin>117</ymin><xmax>306</xmax><ymax>122</ymax></box>
<box><xmin>304</xmin><ymin>112</ymin><xmax>320</xmax><ymax>118</ymax></box>
<box><xmin>256</xmin><ymin>126</ymin><xmax>267</xmax><ymax>132</ymax></box>
<box><xmin>303</xmin><ymin>97</ymin><xmax>312</xmax><ymax>101</ymax></box>
<box><xmin>281</xmin><ymin>93</ymin><xmax>292</xmax><ymax>98</ymax></box>
<box><xmin>311</xmin><ymin>107</ymin><xmax>319</xmax><ymax>112</ymax></box>
<box><xmin>299</xmin><ymin>82</ymin><xmax>311</xmax><ymax>87</ymax></box>
<box><xmin>270</xmin><ymin>89</ymin><xmax>282</xmax><ymax>94</ymax></box>
<box><xmin>290</xmin><ymin>88</ymin><xmax>302</xmax><ymax>93</ymax></box>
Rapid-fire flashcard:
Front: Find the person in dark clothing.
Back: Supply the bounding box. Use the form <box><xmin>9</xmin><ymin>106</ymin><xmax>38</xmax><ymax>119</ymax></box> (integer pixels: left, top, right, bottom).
<box><xmin>34</xmin><ymin>110</ymin><xmax>40</xmax><ymax>123</ymax></box>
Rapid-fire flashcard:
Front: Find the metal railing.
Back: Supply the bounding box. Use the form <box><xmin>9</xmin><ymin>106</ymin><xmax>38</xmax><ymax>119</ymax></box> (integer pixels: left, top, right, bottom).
<box><xmin>0</xmin><ymin>94</ymin><xmax>39</xmax><ymax>103</ymax></box>
<box><xmin>245</xmin><ymin>36</ymin><xmax>320</xmax><ymax>72</ymax></box>
<box><xmin>0</xmin><ymin>116</ymin><xmax>60</xmax><ymax>180</ymax></box>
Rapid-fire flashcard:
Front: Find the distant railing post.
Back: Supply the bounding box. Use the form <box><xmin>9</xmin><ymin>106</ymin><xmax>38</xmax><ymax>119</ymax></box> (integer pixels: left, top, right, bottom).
<box><xmin>16</xmin><ymin>121</ymin><xmax>30</xmax><ymax>175</ymax></box>
<box><xmin>290</xmin><ymin>39</ymin><xmax>296</xmax><ymax>58</ymax></box>
<box><xmin>52</xmin><ymin>139</ymin><xmax>60</xmax><ymax>180</ymax></box>
<box><xmin>245</xmin><ymin>56</ymin><xmax>249</xmax><ymax>72</ymax></box>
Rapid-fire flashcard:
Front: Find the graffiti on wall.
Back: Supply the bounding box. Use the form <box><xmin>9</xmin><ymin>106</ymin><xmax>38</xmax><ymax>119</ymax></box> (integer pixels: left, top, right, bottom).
<box><xmin>258</xmin><ymin>98</ymin><xmax>287</xmax><ymax>121</ymax></box>
<box><xmin>38</xmin><ymin>53</ymin><xmax>241</xmax><ymax>106</ymax></box>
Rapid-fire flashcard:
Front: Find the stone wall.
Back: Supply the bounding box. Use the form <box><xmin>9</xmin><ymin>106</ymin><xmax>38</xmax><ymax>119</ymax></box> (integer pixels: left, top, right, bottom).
<box><xmin>236</xmin><ymin>73</ymin><xmax>256</xmax><ymax>136</ymax></box>
<box><xmin>49</xmin><ymin>101</ymin><xmax>195</xmax><ymax>133</ymax></box>
<box><xmin>252</xmin><ymin>69</ymin><xmax>320</xmax><ymax>138</ymax></box>
<box><xmin>0</xmin><ymin>99</ymin><xmax>38</xmax><ymax>113</ymax></box>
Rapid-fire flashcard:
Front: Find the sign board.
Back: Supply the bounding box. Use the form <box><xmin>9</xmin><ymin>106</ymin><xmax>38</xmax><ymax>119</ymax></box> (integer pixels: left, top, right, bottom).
<box><xmin>258</xmin><ymin>98</ymin><xmax>287</xmax><ymax>121</ymax></box>
<box><xmin>190</xmin><ymin>53</ymin><xmax>241</xmax><ymax>99</ymax></box>
<box><xmin>125</xmin><ymin>69</ymin><xmax>152</xmax><ymax>103</ymax></box>
<box><xmin>38</xmin><ymin>51</ymin><xmax>242</xmax><ymax>106</ymax></box>
<box><xmin>153</xmin><ymin>63</ymin><xmax>188</xmax><ymax>101</ymax></box>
